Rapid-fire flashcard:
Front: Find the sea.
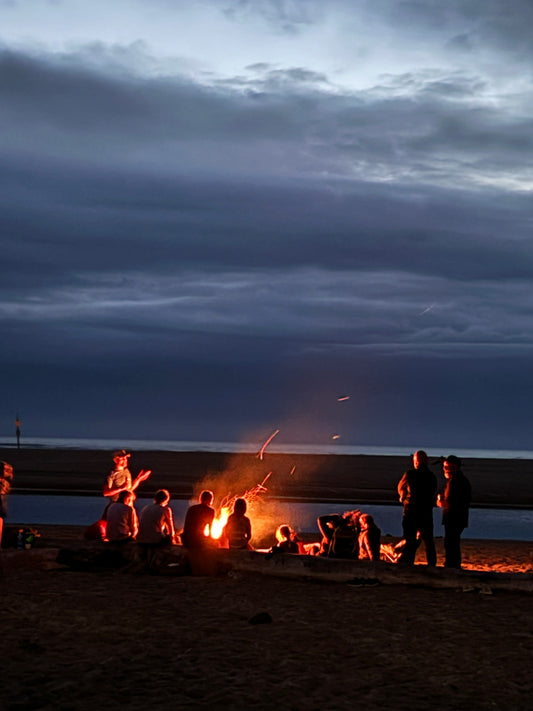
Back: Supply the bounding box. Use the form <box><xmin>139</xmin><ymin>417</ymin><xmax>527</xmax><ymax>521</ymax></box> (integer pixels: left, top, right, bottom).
<box><xmin>2</xmin><ymin>435</ymin><xmax>533</xmax><ymax>460</ymax></box>
<box><xmin>3</xmin><ymin>436</ymin><xmax>533</xmax><ymax>540</ymax></box>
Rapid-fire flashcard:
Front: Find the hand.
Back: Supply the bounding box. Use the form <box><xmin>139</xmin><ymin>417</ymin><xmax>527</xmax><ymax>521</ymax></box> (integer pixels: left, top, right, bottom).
<box><xmin>137</xmin><ymin>469</ymin><xmax>152</xmax><ymax>481</ymax></box>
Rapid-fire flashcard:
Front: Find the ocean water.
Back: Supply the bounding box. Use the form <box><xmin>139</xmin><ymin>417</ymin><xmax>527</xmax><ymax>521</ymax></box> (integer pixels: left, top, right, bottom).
<box><xmin>2</xmin><ymin>435</ymin><xmax>533</xmax><ymax>460</ymax></box>
<box><xmin>6</xmin><ymin>494</ymin><xmax>533</xmax><ymax>541</ymax></box>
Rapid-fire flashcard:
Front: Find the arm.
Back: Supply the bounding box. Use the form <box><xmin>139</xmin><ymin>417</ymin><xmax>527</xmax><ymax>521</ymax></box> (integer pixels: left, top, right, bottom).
<box><xmin>397</xmin><ymin>473</ymin><xmax>409</xmax><ymax>503</ymax></box>
<box><xmin>103</xmin><ymin>474</ymin><xmax>129</xmax><ymax>498</ymax></box>
<box><xmin>164</xmin><ymin>507</ymin><xmax>176</xmax><ymax>542</ymax></box>
<box><xmin>131</xmin><ymin>469</ymin><xmax>152</xmax><ymax>491</ymax></box>
<box><xmin>130</xmin><ymin>507</ymin><xmax>139</xmax><ymax>539</ymax></box>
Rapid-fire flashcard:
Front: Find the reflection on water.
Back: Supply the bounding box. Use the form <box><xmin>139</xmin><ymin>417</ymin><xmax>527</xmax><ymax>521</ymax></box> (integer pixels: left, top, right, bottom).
<box><xmin>6</xmin><ymin>495</ymin><xmax>533</xmax><ymax>541</ymax></box>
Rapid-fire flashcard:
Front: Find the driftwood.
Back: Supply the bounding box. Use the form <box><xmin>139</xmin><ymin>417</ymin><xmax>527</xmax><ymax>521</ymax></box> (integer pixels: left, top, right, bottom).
<box><xmin>217</xmin><ymin>549</ymin><xmax>533</xmax><ymax>593</ymax></box>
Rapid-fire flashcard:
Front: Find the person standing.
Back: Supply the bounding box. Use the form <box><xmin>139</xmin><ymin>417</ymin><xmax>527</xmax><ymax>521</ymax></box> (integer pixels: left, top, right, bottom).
<box><xmin>397</xmin><ymin>450</ymin><xmax>437</xmax><ymax>566</ymax></box>
<box><xmin>102</xmin><ymin>449</ymin><xmax>151</xmax><ymax>507</ymax></box>
<box><xmin>437</xmin><ymin>455</ymin><xmax>472</xmax><ymax>569</ymax></box>
<box><xmin>180</xmin><ymin>490</ymin><xmax>215</xmax><ymax>549</ymax></box>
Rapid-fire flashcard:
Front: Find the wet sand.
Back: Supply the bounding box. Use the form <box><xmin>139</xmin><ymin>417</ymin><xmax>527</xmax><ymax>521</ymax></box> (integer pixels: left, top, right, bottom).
<box><xmin>3</xmin><ymin>447</ymin><xmax>533</xmax><ymax>507</ymax></box>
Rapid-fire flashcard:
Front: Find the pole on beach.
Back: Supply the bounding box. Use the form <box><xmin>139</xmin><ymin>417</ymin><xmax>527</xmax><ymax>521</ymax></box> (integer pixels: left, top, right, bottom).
<box><xmin>15</xmin><ymin>415</ymin><xmax>21</xmax><ymax>450</ymax></box>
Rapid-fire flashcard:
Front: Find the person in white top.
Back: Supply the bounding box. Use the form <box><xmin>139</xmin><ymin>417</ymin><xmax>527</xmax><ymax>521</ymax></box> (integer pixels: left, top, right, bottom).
<box><xmin>106</xmin><ymin>490</ymin><xmax>138</xmax><ymax>543</ymax></box>
<box><xmin>137</xmin><ymin>489</ymin><xmax>176</xmax><ymax>546</ymax></box>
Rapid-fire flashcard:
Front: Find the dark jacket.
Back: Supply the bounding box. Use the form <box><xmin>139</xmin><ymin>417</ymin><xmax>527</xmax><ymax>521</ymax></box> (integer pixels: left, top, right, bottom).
<box><xmin>441</xmin><ymin>471</ymin><xmax>472</xmax><ymax>529</ymax></box>
<box><xmin>398</xmin><ymin>465</ymin><xmax>437</xmax><ymax>511</ymax></box>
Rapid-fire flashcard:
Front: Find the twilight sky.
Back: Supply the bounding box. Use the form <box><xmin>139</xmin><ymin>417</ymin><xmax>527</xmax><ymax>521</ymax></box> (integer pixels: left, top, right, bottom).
<box><xmin>1</xmin><ymin>0</ymin><xmax>533</xmax><ymax>449</ymax></box>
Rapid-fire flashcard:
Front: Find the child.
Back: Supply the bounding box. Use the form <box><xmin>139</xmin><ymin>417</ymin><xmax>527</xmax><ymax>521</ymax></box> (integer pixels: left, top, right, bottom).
<box><xmin>223</xmin><ymin>498</ymin><xmax>252</xmax><ymax>550</ymax></box>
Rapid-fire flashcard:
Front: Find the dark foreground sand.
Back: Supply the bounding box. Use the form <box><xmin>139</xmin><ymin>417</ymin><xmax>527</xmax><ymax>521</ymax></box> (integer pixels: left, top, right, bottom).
<box><xmin>1</xmin><ymin>448</ymin><xmax>532</xmax><ymax>710</ymax></box>
<box><xmin>1</xmin><ymin>528</ymin><xmax>533</xmax><ymax>711</ymax></box>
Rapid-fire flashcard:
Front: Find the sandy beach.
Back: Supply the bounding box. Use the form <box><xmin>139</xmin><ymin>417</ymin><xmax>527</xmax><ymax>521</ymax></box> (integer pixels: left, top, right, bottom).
<box><xmin>1</xmin><ymin>527</ymin><xmax>532</xmax><ymax>711</ymax></box>
<box><xmin>1</xmin><ymin>448</ymin><xmax>532</xmax><ymax>710</ymax></box>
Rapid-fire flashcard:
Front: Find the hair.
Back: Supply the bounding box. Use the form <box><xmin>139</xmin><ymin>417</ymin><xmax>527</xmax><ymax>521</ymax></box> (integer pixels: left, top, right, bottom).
<box><xmin>200</xmin><ymin>489</ymin><xmax>214</xmax><ymax>504</ymax></box>
<box><xmin>278</xmin><ymin>524</ymin><xmax>291</xmax><ymax>539</ymax></box>
<box><xmin>233</xmin><ymin>498</ymin><xmax>247</xmax><ymax>515</ymax></box>
<box><xmin>117</xmin><ymin>490</ymin><xmax>131</xmax><ymax>503</ymax></box>
<box><xmin>154</xmin><ymin>489</ymin><xmax>170</xmax><ymax>504</ymax></box>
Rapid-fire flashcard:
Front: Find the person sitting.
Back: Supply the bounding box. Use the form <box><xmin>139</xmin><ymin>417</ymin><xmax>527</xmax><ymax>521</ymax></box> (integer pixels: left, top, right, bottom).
<box><xmin>105</xmin><ymin>490</ymin><xmax>138</xmax><ymax>544</ymax></box>
<box><xmin>269</xmin><ymin>524</ymin><xmax>301</xmax><ymax>554</ymax></box>
<box><xmin>137</xmin><ymin>489</ymin><xmax>176</xmax><ymax>549</ymax></box>
<box><xmin>318</xmin><ymin>510</ymin><xmax>361</xmax><ymax>559</ymax></box>
<box><xmin>180</xmin><ymin>490</ymin><xmax>215</xmax><ymax>550</ymax></box>
<box><xmin>223</xmin><ymin>498</ymin><xmax>253</xmax><ymax>550</ymax></box>
<box><xmin>358</xmin><ymin>513</ymin><xmax>381</xmax><ymax>561</ymax></box>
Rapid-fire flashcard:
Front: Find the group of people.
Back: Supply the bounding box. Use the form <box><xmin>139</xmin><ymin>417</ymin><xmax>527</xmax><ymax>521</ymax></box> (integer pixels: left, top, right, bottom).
<box><xmin>102</xmin><ymin>447</ymin><xmax>472</xmax><ymax>569</ymax></box>
<box><xmin>2</xmin><ymin>446</ymin><xmax>472</xmax><ymax>571</ymax></box>
<box><xmin>397</xmin><ymin>450</ymin><xmax>471</xmax><ymax>569</ymax></box>
<box><xmin>101</xmin><ymin>450</ymin><xmax>254</xmax><ymax>555</ymax></box>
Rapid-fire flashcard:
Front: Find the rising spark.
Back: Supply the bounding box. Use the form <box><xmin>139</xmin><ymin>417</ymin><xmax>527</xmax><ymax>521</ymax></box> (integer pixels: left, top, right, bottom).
<box><xmin>257</xmin><ymin>429</ymin><xmax>280</xmax><ymax>460</ymax></box>
<box><xmin>337</xmin><ymin>395</ymin><xmax>351</xmax><ymax>401</ymax></box>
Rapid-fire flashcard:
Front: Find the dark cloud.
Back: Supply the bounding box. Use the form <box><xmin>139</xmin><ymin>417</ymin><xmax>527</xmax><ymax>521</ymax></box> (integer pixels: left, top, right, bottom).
<box><xmin>1</xmin><ymin>27</ymin><xmax>532</xmax><ymax>447</ymax></box>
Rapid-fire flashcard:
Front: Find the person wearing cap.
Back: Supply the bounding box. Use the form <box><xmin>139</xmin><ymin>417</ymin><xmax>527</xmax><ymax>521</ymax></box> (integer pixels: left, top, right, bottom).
<box><xmin>397</xmin><ymin>450</ymin><xmax>437</xmax><ymax>566</ymax></box>
<box><xmin>102</xmin><ymin>449</ymin><xmax>151</xmax><ymax>503</ymax></box>
<box><xmin>437</xmin><ymin>455</ymin><xmax>472</xmax><ymax>569</ymax></box>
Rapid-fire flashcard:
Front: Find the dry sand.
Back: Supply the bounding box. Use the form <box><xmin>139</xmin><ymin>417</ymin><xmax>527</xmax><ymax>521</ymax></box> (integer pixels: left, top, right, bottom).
<box><xmin>1</xmin><ymin>448</ymin><xmax>532</xmax><ymax>710</ymax></box>
<box><xmin>1</xmin><ymin>527</ymin><xmax>532</xmax><ymax>711</ymax></box>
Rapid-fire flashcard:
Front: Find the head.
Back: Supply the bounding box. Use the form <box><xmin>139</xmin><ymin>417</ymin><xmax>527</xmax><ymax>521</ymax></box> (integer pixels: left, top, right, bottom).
<box><xmin>200</xmin><ymin>489</ymin><xmax>214</xmax><ymax>506</ymax></box>
<box><xmin>277</xmin><ymin>524</ymin><xmax>292</xmax><ymax>542</ymax></box>
<box><xmin>443</xmin><ymin>455</ymin><xmax>461</xmax><ymax>478</ymax></box>
<box><xmin>359</xmin><ymin>513</ymin><xmax>374</xmax><ymax>530</ymax></box>
<box><xmin>413</xmin><ymin>450</ymin><xmax>428</xmax><ymax>468</ymax></box>
<box><xmin>117</xmin><ymin>490</ymin><xmax>133</xmax><ymax>505</ymax></box>
<box><xmin>113</xmin><ymin>449</ymin><xmax>130</xmax><ymax>469</ymax></box>
<box><xmin>154</xmin><ymin>489</ymin><xmax>170</xmax><ymax>506</ymax></box>
<box><xmin>343</xmin><ymin>509</ymin><xmax>361</xmax><ymax>527</ymax></box>
<box><xmin>233</xmin><ymin>498</ymin><xmax>247</xmax><ymax>516</ymax></box>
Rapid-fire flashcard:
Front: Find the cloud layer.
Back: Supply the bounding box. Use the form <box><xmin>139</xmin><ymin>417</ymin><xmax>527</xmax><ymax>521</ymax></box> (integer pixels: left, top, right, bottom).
<box><xmin>1</xmin><ymin>1</ymin><xmax>532</xmax><ymax>448</ymax></box>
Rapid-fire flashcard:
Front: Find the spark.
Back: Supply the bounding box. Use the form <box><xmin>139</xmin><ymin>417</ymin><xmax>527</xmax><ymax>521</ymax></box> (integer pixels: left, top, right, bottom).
<box><xmin>289</xmin><ymin>465</ymin><xmax>296</xmax><ymax>476</ymax></box>
<box><xmin>337</xmin><ymin>395</ymin><xmax>350</xmax><ymax>401</ymax></box>
<box><xmin>257</xmin><ymin>429</ymin><xmax>280</xmax><ymax>460</ymax></box>
<box><xmin>332</xmin><ymin>434</ymin><xmax>341</xmax><ymax>440</ymax></box>
<box><xmin>419</xmin><ymin>304</ymin><xmax>436</xmax><ymax>316</ymax></box>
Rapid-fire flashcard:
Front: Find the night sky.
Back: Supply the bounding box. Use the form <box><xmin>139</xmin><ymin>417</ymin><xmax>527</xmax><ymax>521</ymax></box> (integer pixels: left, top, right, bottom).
<box><xmin>2</xmin><ymin>1</ymin><xmax>533</xmax><ymax>449</ymax></box>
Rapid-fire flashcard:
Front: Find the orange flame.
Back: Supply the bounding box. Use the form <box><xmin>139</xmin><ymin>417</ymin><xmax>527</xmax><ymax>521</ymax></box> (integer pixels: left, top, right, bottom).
<box><xmin>204</xmin><ymin>473</ymin><xmax>272</xmax><ymax>542</ymax></box>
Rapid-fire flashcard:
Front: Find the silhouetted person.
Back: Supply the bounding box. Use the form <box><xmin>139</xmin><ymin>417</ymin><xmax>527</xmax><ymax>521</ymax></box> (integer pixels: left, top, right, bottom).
<box><xmin>397</xmin><ymin>450</ymin><xmax>437</xmax><ymax>566</ymax></box>
<box><xmin>358</xmin><ymin>513</ymin><xmax>381</xmax><ymax>561</ymax></box>
<box><xmin>318</xmin><ymin>510</ymin><xmax>360</xmax><ymax>559</ymax></box>
<box><xmin>223</xmin><ymin>498</ymin><xmax>252</xmax><ymax>550</ymax></box>
<box><xmin>437</xmin><ymin>455</ymin><xmax>472</xmax><ymax>569</ymax></box>
<box><xmin>181</xmin><ymin>490</ymin><xmax>215</xmax><ymax>550</ymax></box>
<box><xmin>270</xmin><ymin>524</ymin><xmax>301</xmax><ymax>554</ymax></box>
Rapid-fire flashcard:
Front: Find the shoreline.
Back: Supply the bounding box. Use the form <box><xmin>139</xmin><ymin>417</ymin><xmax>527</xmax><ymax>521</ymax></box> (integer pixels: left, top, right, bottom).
<box><xmin>3</xmin><ymin>446</ymin><xmax>533</xmax><ymax>508</ymax></box>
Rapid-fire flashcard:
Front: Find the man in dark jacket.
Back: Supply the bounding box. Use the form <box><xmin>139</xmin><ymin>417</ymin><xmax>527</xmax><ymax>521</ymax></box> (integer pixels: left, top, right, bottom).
<box><xmin>397</xmin><ymin>450</ymin><xmax>437</xmax><ymax>566</ymax></box>
<box><xmin>437</xmin><ymin>455</ymin><xmax>472</xmax><ymax>569</ymax></box>
<box><xmin>180</xmin><ymin>489</ymin><xmax>215</xmax><ymax>549</ymax></box>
